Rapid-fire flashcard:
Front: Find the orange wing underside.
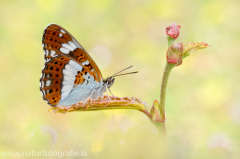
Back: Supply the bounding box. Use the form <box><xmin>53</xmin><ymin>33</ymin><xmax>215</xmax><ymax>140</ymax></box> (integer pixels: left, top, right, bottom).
<box><xmin>43</xmin><ymin>24</ymin><xmax>103</xmax><ymax>82</ymax></box>
<box><xmin>74</xmin><ymin>62</ymin><xmax>94</xmax><ymax>85</ymax></box>
<box><xmin>41</xmin><ymin>56</ymin><xmax>69</xmax><ymax>106</ymax></box>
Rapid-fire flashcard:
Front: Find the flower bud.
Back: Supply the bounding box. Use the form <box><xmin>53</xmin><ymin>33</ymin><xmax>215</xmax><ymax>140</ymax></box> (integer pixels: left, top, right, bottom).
<box><xmin>165</xmin><ymin>23</ymin><xmax>181</xmax><ymax>39</ymax></box>
<box><xmin>167</xmin><ymin>43</ymin><xmax>183</xmax><ymax>64</ymax></box>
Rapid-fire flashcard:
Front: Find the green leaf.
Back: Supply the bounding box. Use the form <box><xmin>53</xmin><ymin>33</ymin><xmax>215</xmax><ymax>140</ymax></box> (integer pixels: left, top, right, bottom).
<box><xmin>182</xmin><ymin>42</ymin><xmax>211</xmax><ymax>58</ymax></box>
<box><xmin>150</xmin><ymin>100</ymin><xmax>165</xmax><ymax>122</ymax></box>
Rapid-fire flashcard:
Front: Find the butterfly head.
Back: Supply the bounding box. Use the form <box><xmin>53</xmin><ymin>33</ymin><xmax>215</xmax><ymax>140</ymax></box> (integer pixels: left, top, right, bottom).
<box><xmin>104</xmin><ymin>77</ymin><xmax>115</xmax><ymax>88</ymax></box>
<box><xmin>103</xmin><ymin>65</ymin><xmax>139</xmax><ymax>89</ymax></box>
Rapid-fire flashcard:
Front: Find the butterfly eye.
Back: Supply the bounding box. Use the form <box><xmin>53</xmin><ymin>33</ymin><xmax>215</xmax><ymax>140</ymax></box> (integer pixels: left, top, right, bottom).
<box><xmin>106</xmin><ymin>78</ymin><xmax>115</xmax><ymax>88</ymax></box>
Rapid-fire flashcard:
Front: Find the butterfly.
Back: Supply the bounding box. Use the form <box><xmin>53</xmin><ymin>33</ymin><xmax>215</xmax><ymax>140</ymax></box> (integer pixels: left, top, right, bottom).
<box><xmin>40</xmin><ymin>24</ymin><xmax>137</xmax><ymax>107</ymax></box>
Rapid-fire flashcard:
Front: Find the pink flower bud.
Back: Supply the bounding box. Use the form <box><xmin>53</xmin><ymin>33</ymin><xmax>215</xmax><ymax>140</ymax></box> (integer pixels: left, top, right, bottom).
<box><xmin>176</xmin><ymin>60</ymin><xmax>182</xmax><ymax>66</ymax></box>
<box><xmin>167</xmin><ymin>43</ymin><xmax>183</xmax><ymax>64</ymax></box>
<box><xmin>165</xmin><ymin>23</ymin><xmax>181</xmax><ymax>39</ymax></box>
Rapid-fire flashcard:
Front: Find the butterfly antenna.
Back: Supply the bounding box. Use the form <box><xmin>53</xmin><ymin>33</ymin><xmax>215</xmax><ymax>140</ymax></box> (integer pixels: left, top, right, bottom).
<box><xmin>111</xmin><ymin>71</ymin><xmax>139</xmax><ymax>77</ymax></box>
<box><xmin>110</xmin><ymin>65</ymin><xmax>133</xmax><ymax>77</ymax></box>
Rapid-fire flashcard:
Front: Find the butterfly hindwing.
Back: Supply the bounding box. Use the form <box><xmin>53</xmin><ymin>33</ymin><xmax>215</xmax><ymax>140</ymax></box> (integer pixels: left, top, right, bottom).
<box><xmin>40</xmin><ymin>54</ymin><xmax>104</xmax><ymax>106</ymax></box>
<box><xmin>40</xmin><ymin>55</ymin><xmax>70</xmax><ymax>106</ymax></box>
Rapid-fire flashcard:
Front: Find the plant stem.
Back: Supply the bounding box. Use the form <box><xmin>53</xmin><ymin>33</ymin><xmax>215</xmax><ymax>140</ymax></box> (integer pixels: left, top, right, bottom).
<box><xmin>159</xmin><ymin>62</ymin><xmax>174</xmax><ymax>134</ymax></box>
<box><xmin>154</xmin><ymin>121</ymin><xmax>166</xmax><ymax>136</ymax></box>
<box><xmin>167</xmin><ymin>36</ymin><xmax>174</xmax><ymax>47</ymax></box>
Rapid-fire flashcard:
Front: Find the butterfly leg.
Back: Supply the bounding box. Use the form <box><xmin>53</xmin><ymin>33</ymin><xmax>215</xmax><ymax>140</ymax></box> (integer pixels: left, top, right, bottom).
<box><xmin>105</xmin><ymin>85</ymin><xmax>111</xmax><ymax>100</ymax></box>
<box><xmin>108</xmin><ymin>88</ymin><xmax>114</xmax><ymax>97</ymax></box>
<box><xmin>83</xmin><ymin>89</ymin><xmax>96</xmax><ymax>111</ymax></box>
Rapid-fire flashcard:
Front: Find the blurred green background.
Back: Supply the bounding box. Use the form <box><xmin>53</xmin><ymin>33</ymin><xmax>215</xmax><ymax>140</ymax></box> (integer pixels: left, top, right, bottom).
<box><xmin>0</xmin><ymin>0</ymin><xmax>240</xmax><ymax>158</ymax></box>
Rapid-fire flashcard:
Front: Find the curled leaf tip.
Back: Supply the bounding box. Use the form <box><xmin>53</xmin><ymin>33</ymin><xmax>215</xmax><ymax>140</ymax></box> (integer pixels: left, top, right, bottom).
<box><xmin>200</xmin><ymin>42</ymin><xmax>211</xmax><ymax>48</ymax></box>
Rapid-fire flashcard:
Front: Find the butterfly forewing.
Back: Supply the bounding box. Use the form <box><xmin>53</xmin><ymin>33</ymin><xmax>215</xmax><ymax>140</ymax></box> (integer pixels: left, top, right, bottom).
<box><xmin>42</xmin><ymin>24</ymin><xmax>103</xmax><ymax>81</ymax></box>
<box><xmin>40</xmin><ymin>24</ymin><xmax>105</xmax><ymax>106</ymax></box>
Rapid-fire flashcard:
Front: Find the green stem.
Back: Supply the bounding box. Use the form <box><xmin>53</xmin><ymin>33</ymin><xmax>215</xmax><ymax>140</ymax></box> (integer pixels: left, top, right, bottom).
<box><xmin>154</xmin><ymin>121</ymin><xmax>166</xmax><ymax>136</ymax></box>
<box><xmin>160</xmin><ymin>62</ymin><xmax>174</xmax><ymax>115</ymax></box>
<box><xmin>154</xmin><ymin>36</ymin><xmax>175</xmax><ymax>135</ymax></box>
<box><xmin>158</xmin><ymin>61</ymin><xmax>174</xmax><ymax>136</ymax></box>
<box><xmin>167</xmin><ymin>36</ymin><xmax>175</xmax><ymax>47</ymax></box>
